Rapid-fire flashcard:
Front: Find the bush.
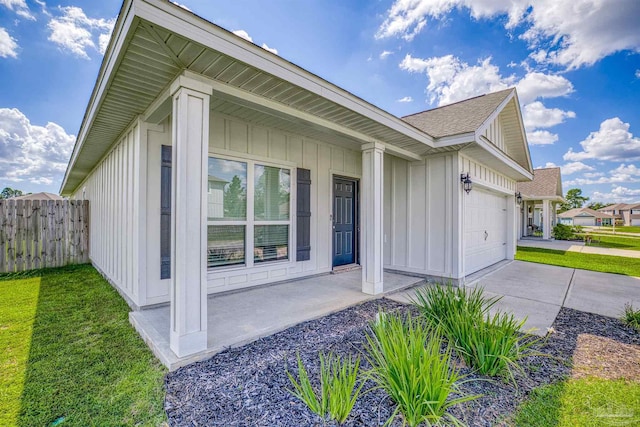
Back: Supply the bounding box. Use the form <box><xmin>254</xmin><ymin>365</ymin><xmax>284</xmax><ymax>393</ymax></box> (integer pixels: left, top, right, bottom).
<box><xmin>286</xmin><ymin>352</ymin><xmax>364</xmax><ymax>424</ymax></box>
<box><xmin>622</xmin><ymin>303</ymin><xmax>640</xmax><ymax>332</ymax></box>
<box><xmin>365</xmin><ymin>311</ymin><xmax>479</xmax><ymax>427</ymax></box>
<box><xmin>552</xmin><ymin>223</ymin><xmax>575</xmax><ymax>240</ymax></box>
<box><xmin>572</xmin><ymin>225</ymin><xmax>584</xmax><ymax>234</ymax></box>
<box><xmin>413</xmin><ymin>285</ymin><xmax>542</xmax><ymax>381</ymax></box>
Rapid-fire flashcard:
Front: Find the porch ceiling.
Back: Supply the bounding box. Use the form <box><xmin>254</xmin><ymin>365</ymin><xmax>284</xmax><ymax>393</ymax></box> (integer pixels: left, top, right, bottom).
<box><xmin>61</xmin><ymin>0</ymin><xmax>447</xmax><ymax>195</ymax></box>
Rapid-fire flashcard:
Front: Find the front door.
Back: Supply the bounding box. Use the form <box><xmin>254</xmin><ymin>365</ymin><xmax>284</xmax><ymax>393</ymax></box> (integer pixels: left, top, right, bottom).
<box><xmin>333</xmin><ymin>177</ymin><xmax>358</xmax><ymax>267</ymax></box>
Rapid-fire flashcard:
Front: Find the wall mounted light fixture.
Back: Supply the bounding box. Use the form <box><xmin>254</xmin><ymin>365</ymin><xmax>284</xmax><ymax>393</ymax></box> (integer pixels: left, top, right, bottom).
<box><xmin>460</xmin><ymin>172</ymin><xmax>472</xmax><ymax>194</ymax></box>
<box><xmin>515</xmin><ymin>191</ymin><xmax>523</xmax><ymax>204</ymax></box>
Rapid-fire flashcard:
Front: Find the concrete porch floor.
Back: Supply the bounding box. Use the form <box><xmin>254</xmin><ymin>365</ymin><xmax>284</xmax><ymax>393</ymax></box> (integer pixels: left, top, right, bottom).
<box><xmin>130</xmin><ymin>270</ymin><xmax>424</xmax><ymax>370</ymax></box>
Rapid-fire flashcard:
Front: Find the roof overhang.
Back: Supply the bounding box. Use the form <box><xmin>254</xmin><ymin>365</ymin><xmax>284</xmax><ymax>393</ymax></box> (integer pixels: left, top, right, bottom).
<box><xmin>61</xmin><ymin>0</ymin><xmax>446</xmax><ymax>195</ymax></box>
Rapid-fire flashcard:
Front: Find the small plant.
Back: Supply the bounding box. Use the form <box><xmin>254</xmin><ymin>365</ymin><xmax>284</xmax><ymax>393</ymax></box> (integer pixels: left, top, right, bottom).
<box><xmin>552</xmin><ymin>223</ymin><xmax>575</xmax><ymax>240</ymax></box>
<box><xmin>286</xmin><ymin>352</ymin><xmax>364</xmax><ymax>424</ymax></box>
<box><xmin>622</xmin><ymin>303</ymin><xmax>640</xmax><ymax>331</ymax></box>
<box><xmin>365</xmin><ymin>311</ymin><xmax>479</xmax><ymax>427</ymax></box>
<box><xmin>413</xmin><ymin>285</ymin><xmax>542</xmax><ymax>380</ymax></box>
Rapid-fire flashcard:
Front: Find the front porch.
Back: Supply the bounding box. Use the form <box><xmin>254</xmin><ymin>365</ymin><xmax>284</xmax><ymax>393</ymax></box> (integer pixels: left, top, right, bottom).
<box><xmin>130</xmin><ymin>270</ymin><xmax>423</xmax><ymax>370</ymax></box>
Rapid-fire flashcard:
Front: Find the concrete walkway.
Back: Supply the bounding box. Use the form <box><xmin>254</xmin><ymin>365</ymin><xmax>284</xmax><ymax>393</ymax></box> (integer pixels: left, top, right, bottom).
<box><xmin>518</xmin><ymin>238</ymin><xmax>640</xmax><ymax>259</ymax></box>
<box><xmin>388</xmin><ymin>260</ymin><xmax>640</xmax><ymax>336</ymax></box>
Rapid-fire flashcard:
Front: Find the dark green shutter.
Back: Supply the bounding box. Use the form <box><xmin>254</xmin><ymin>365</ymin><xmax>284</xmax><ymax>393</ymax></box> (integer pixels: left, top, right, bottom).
<box><xmin>296</xmin><ymin>168</ymin><xmax>311</xmax><ymax>261</ymax></box>
<box><xmin>160</xmin><ymin>145</ymin><xmax>172</xmax><ymax>279</ymax></box>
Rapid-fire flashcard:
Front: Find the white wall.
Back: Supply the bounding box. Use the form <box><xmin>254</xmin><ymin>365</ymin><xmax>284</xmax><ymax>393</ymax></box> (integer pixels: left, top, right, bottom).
<box><xmin>72</xmin><ymin>119</ymin><xmax>145</xmax><ymax>307</ymax></box>
<box><xmin>141</xmin><ymin>112</ymin><xmax>362</xmax><ymax>303</ymax></box>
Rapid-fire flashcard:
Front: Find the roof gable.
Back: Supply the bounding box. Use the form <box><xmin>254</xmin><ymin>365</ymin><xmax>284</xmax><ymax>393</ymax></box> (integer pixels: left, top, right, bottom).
<box><xmin>517</xmin><ymin>167</ymin><xmax>563</xmax><ymax>199</ymax></box>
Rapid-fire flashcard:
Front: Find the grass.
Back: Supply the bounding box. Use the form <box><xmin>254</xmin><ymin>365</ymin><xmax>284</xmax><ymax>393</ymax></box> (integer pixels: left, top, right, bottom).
<box><xmin>516</xmin><ymin>246</ymin><xmax>640</xmax><ymax>276</ymax></box>
<box><xmin>364</xmin><ymin>311</ymin><xmax>479</xmax><ymax>427</ymax></box>
<box><xmin>0</xmin><ymin>264</ymin><xmax>167</xmax><ymax>427</ymax></box>
<box><xmin>594</xmin><ymin>226</ymin><xmax>640</xmax><ymax>234</ymax></box>
<box><xmin>578</xmin><ymin>234</ymin><xmax>640</xmax><ymax>251</ymax></box>
<box><xmin>514</xmin><ymin>377</ymin><xmax>640</xmax><ymax>426</ymax></box>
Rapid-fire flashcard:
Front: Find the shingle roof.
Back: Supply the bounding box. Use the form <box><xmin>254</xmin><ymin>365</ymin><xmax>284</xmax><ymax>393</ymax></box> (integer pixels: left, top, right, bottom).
<box><xmin>599</xmin><ymin>203</ymin><xmax>640</xmax><ymax>212</ymax></box>
<box><xmin>558</xmin><ymin>207</ymin><xmax>613</xmax><ymax>219</ymax></box>
<box><xmin>517</xmin><ymin>167</ymin><xmax>563</xmax><ymax>199</ymax></box>
<box><xmin>401</xmin><ymin>88</ymin><xmax>513</xmax><ymax>138</ymax></box>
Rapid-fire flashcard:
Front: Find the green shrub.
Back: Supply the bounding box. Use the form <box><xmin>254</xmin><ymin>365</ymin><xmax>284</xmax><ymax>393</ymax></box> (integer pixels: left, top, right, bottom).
<box><xmin>413</xmin><ymin>285</ymin><xmax>542</xmax><ymax>380</ymax></box>
<box><xmin>552</xmin><ymin>223</ymin><xmax>575</xmax><ymax>240</ymax></box>
<box><xmin>286</xmin><ymin>352</ymin><xmax>364</xmax><ymax>424</ymax></box>
<box><xmin>572</xmin><ymin>225</ymin><xmax>584</xmax><ymax>234</ymax></box>
<box><xmin>622</xmin><ymin>303</ymin><xmax>640</xmax><ymax>331</ymax></box>
<box><xmin>365</xmin><ymin>311</ymin><xmax>479</xmax><ymax>427</ymax></box>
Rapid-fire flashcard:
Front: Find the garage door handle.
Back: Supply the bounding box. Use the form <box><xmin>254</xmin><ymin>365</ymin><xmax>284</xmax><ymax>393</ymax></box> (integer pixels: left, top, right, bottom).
<box><xmin>484</xmin><ymin>230</ymin><xmax>488</xmax><ymax>241</ymax></box>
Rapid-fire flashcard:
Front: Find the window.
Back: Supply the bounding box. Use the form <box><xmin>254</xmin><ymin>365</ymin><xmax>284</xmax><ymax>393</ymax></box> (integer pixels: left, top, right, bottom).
<box><xmin>207</xmin><ymin>157</ymin><xmax>291</xmax><ymax>269</ymax></box>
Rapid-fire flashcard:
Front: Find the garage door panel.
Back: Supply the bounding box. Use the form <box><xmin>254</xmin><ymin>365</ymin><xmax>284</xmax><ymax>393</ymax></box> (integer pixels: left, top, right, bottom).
<box><xmin>573</xmin><ymin>217</ymin><xmax>595</xmax><ymax>226</ymax></box>
<box><xmin>464</xmin><ymin>189</ymin><xmax>507</xmax><ymax>274</ymax></box>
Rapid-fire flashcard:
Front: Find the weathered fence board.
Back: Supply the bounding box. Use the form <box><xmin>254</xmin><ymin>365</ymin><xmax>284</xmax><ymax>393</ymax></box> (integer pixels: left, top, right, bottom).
<box><xmin>0</xmin><ymin>200</ymin><xmax>89</xmax><ymax>273</ymax></box>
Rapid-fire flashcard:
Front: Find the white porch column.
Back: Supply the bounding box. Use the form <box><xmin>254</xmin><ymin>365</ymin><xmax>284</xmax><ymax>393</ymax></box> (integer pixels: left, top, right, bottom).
<box><xmin>169</xmin><ymin>76</ymin><xmax>211</xmax><ymax>357</ymax></box>
<box><xmin>361</xmin><ymin>142</ymin><xmax>385</xmax><ymax>295</ymax></box>
<box><xmin>542</xmin><ymin>199</ymin><xmax>551</xmax><ymax>239</ymax></box>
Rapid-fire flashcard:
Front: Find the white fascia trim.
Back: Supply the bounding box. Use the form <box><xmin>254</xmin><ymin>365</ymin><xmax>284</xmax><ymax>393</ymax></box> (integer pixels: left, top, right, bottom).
<box><xmin>60</xmin><ymin>1</ymin><xmax>138</xmax><ymax>194</ymax></box>
<box><xmin>475</xmin><ymin>136</ymin><xmax>533</xmax><ymax>181</ymax></box>
<box><xmin>136</xmin><ymin>0</ymin><xmax>435</xmax><ymax>146</ymax></box>
<box><xmin>434</xmin><ymin>132</ymin><xmax>475</xmax><ymax>146</ymax></box>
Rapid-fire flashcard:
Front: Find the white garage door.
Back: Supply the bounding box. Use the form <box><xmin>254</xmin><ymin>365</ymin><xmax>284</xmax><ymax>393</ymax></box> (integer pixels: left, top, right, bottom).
<box><xmin>573</xmin><ymin>216</ymin><xmax>595</xmax><ymax>226</ymax></box>
<box><xmin>464</xmin><ymin>189</ymin><xmax>507</xmax><ymax>274</ymax></box>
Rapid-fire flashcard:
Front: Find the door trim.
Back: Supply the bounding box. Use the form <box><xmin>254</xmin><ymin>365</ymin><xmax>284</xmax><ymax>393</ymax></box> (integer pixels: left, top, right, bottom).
<box><xmin>331</xmin><ymin>175</ymin><xmax>360</xmax><ymax>268</ymax></box>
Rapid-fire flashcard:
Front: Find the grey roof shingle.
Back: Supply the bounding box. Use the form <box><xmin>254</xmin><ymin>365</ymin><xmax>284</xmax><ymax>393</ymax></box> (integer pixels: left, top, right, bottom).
<box><xmin>401</xmin><ymin>88</ymin><xmax>513</xmax><ymax>138</ymax></box>
<box><xmin>517</xmin><ymin>167</ymin><xmax>563</xmax><ymax>199</ymax></box>
<box><xmin>558</xmin><ymin>207</ymin><xmax>613</xmax><ymax>219</ymax></box>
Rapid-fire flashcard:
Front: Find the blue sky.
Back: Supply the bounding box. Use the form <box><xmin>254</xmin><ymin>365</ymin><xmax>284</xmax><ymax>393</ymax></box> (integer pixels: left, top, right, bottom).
<box><xmin>0</xmin><ymin>0</ymin><xmax>639</xmax><ymax>203</ymax></box>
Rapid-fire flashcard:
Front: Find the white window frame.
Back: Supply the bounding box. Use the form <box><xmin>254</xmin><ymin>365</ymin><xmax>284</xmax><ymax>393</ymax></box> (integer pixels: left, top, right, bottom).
<box><xmin>206</xmin><ymin>152</ymin><xmax>294</xmax><ymax>271</ymax></box>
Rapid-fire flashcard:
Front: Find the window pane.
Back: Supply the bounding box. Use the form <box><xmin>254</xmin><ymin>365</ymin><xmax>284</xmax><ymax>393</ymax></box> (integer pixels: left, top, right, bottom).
<box><xmin>254</xmin><ymin>225</ymin><xmax>288</xmax><ymax>263</ymax></box>
<box><xmin>208</xmin><ymin>157</ymin><xmax>247</xmax><ymax>220</ymax></box>
<box><xmin>208</xmin><ymin>225</ymin><xmax>245</xmax><ymax>268</ymax></box>
<box><xmin>254</xmin><ymin>165</ymin><xmax>290</xmax><ymax>220</ymax></box>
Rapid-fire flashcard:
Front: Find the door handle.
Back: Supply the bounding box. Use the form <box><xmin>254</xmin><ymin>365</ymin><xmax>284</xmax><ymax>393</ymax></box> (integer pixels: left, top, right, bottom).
<box><xmin>484</xmin><ymin>230</ymin><xmax>488</xmax><ymax>241</ymax></box>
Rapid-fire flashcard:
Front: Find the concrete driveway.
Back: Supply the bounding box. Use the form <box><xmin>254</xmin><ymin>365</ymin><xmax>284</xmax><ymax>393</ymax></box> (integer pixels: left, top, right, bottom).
<box><xmin>389</xmin><ymin>260</ymin><xmax>640</xmax><ymax>335</ymax></box>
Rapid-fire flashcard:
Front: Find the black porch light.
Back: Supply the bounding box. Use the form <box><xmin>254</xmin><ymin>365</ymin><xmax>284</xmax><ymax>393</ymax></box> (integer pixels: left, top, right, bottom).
<box><xmin>515</xmin><ymin>191</ymin><xmax>523</xmax><ymax>204</ymax></box>
<box><xmin>460</xmin><ymin>172</ymin><xmax>472</xmax><ymax>194</ymax></box>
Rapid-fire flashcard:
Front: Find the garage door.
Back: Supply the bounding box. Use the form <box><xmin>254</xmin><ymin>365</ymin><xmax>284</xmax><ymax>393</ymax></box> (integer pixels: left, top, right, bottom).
<box><xmin>573</xmin><ymin>216</ymin><xmax>595</xmax><ymax>226</ymax></box>
<box><xmin>464</xmin><ymin>189</ymin><xmax>507</xmax><ymax>274</ymax></box>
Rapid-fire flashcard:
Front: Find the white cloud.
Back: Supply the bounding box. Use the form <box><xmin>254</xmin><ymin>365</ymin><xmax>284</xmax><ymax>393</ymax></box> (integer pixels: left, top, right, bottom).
<box><xmin>544</xmin><ymin>161</ymin><xmax>593</xmax><ymax>176</ymax></box>
<box><xmin>0</xmin><ymin>0</ymin><xmax>35</xmax><ymax>20</ymax></box>
<box><xmin>583</xmin><ymin>172</ymin><xmax>604</xmax><ymax>179</ymax></box>
<box><xmin>232</xmin><ymin>29</ymin><xmax>253</xmax><ymax>42</ymax></box>
<box><xmin>564</xmin><ymin>163</ymin><xmax>640</xmax><ymax>186</ymax></box>
<box><xmin>377</xmin><ymin>0</ymin><xmax>640</xmax><ymax>69</ymax></box>
<box><xmin>261</xmin><ymin>43</ymin><xmax>278</xmax><ymax>55</ymax></box>
<box><xmin>591</xmin><ymin>186</ymin><xmax>640</xmax><ymax>203</ymax></box>
<box><xmin>380</xmin><ymin>50</ymin><xmax>394</xmax><ymax>59</ymax></box>
<box><xmin>564</xmin><ymin>117</ymin><xmax>640</xmax><ymax>162</ymax></box>
<box><xmin>522</xmin><ymin>101</ymin><xmax>575</xmax><ymax>131</ymax></box>
<box><xmin>636</xmin><ymin>69</ymin><xmax>640</xmax><ymax>79</ymax></box>
<box><xmin>397</xmin><ymin>96</ymin><xmax>413</xmax><ymax>103</ymax></box>
<box><xmin>515</xmin><ymin>72</ymin><xmax>573</xmax><ymax>105</ymax></box>
<box><xmin>0</xmin><ymin>27</ymin><xmax>18</xmax><ymax>58</ymax></box>
<box><xmin>527</xmin><ymin>130</ymin><xmax>557</xmax><ymax>145</ymax></box>
<box><xmin>0</xmin><ymin>107</ymin><xmax>75</xmax><ymax>187</ymax></box>
<box><xmin>47</xmin><ymin>6</ymin><xmax>115</xmax><ymax>59</ymax></box>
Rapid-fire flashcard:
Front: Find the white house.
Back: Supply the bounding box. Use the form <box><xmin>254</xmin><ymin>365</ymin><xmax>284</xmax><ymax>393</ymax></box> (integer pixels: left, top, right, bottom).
<box><xmin>558</xmin><ymin>208</ymin><xmax>613</xmax><ymax>226</ymax></box>
<box><xmin>60</xmin><ymin>0</ymin><xmax>533</xmax><ymax>362</ymax></box>
<box><xmin>599</xmin><ymin>203</ymin><xmax>640</xmax><ymax>226</ymax></box>
<box><xmin>516</xmin><ymin>167</ymin><xmax>564</xmax><ymax>239</ymax></box>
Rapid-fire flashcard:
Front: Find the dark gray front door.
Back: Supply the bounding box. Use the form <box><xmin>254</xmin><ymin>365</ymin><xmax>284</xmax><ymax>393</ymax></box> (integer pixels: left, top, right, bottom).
<box><xmin>333</xmin><ymin>177</ymin><xmax>357</xmax><ymax>267</ymax></box>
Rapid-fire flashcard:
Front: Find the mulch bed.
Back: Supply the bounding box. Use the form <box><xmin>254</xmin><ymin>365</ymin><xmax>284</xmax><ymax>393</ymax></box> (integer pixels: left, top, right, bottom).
<box><xmin>164</xmin><ymin>300</ymin><xmax>640</xmax><ymax>427</ymax></box>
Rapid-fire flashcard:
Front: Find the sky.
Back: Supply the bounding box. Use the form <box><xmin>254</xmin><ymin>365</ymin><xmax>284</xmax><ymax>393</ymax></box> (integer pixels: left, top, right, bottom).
<box><xmin>0</xmin><ymin>0</ymin><xmax>639</xmax><ymax>204</ymax></box>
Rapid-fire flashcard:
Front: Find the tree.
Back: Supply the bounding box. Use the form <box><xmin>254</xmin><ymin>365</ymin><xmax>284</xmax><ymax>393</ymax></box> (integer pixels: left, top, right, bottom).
<box><xmin>559</xmin><ymin>188</ymin><xmax>589</xmax><ymax>212</ymax></box>
<box><xmin>223</xmin><ymin>175</ymin><xmax>246</xmax><ymax>219</ymax></box>
<box><xmin>0</xmin><ymin>187</ymin><xmax>23</xmax><ymax>199</ymax></box>
<box><xmin>587</xmin><ymin>201</ymin><xmax>611</xmax><ymax>211</ymax></box>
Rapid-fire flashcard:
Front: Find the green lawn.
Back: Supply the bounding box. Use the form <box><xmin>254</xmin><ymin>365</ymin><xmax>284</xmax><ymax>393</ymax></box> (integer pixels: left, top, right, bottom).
<box><xmin>589</xmin><ymin>226</ymin><xmax>640</xmax><ymax>234</ymax></box>
<box><xmin>516</xmin><ymin>246</ymin><xmax>640</xmax><ymax>276</ymax></box>
<box><xmin>578</xmin><ymin>234</ymin><xmax>640</xmax><ymax>251</ymax></box>
<box><xmin>514</xmin><ymin>377</ymin><xmax>640</xmax><ymax>426</ymax></box>
<box><xmin>0</xmin><ymin>265</ymin><xmax>166</xmax><ymax>427</ymax></box>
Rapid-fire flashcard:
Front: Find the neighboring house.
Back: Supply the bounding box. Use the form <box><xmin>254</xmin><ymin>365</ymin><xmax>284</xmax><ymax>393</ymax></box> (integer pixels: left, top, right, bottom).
<box><xmin>516</xmin><ymin>167</ymin><xmax>564</xmax><ymax>239</ymax></box>
<box><xmin>558</xmin><ymin>208</ymin><xmax>613</xmax><ymax>226</ymax></box>
<box><xmin>60</xmin><ymin>0</ymin><xmax>533</xmax><ymax>361</ymax></box>
<box><xmin>11</xmin><ymin>192</ymin><xmax>64</xmax><ymax>200</ymax></box>
<box><xmin>599</xmin><ymin>203</ymin><xmax>640</xmax><ymax>226</ymax></box>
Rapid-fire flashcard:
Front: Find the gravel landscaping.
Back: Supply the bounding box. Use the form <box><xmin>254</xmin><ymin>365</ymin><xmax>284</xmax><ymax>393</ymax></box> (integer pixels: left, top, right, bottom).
<box><xmin>165</xmin><ymin>298</ymin><xmax>640</xmax><ymax>426</ymax></box>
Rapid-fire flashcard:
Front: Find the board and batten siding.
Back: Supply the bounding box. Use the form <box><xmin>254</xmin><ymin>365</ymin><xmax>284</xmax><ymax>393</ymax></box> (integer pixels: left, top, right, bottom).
<box><xmin>383</xmin><ymin>153</ymin><xmax>456</xmax><ymax>278</ymax></box>
<box><xmin>71</xmin><ymin>119</ymin><xmax>145</xmax><ymax>307</ymax></box>
<box><xmin>482</xmin><ymin>113</ymin><xmax>506</xmax><ymax>151</ymax></box>
<box><xmin>142</xmin><ymin>112</ymin><xmax>363</xmax><ymax>304</ymax></box>
<box><xmin>459</xmin><ymin>154</ymin><xmax>517</xmax><ymax>194</ymax></box>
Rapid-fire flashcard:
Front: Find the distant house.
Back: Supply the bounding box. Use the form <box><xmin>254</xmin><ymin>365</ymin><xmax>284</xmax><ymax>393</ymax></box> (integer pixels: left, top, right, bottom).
<box><xmin>11</xmin><ymin>192</ymin><xmax>64</xmax><ymax>201</ymax></box>
<box><xmin>516</xmin><ymin>167</ymin><xmax>564</xmax><ymax>239</ymax></box>
<box><xmin>598</xmin><ymin>203</ymin><xmax>640</xmax><ymax>226</ymax></box>
<box><xmin>558</xmin><ymin>207</ymin><xmax>613</xmax><ymax>226</ymax></box>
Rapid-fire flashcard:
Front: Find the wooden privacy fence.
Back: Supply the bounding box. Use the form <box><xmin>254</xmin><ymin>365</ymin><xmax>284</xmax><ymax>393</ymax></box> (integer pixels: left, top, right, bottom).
<box><xmin>0</xmin><ymin>199</ymin><xmax>89</xmax><ymax>273</ymax></box>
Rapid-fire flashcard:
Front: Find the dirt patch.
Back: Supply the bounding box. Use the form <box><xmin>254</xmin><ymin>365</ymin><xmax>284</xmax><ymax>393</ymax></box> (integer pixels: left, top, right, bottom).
<box><xmin>572</xmin><ymin>333</ymin><xmax>640</xmax><ymax>381</ymax></box>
